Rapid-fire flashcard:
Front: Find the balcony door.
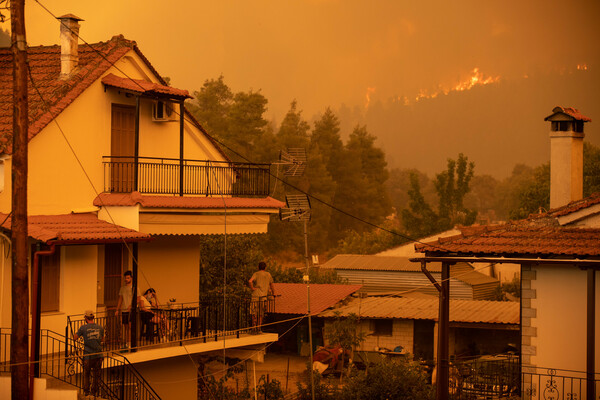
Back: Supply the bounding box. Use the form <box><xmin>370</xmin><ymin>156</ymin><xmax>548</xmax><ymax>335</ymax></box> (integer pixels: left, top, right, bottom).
<box><xmin>111</xmin><ymin>104</ymin><xmax>136</xmax><ymax>192</ymax></box>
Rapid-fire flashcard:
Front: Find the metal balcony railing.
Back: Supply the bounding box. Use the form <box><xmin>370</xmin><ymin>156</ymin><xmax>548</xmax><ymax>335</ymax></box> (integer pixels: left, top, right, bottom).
<box><xmin>66</xmin><ymin>296</ymin><xmax>275</xmax><ymax>352</ymax></box>
<box><xmin>103</xmin><ymin>156</ymin><xmax>271</xmax><ymax>196</ymax></box>
<box><xmin>0</xmin><ymin>328</ymin><xmax>161</xmax><ymax>400</ymax></box>
<box><xmin>448</xmin><ymin>355</ymin><xmax>600</xmax><ymax>400</ymax></box>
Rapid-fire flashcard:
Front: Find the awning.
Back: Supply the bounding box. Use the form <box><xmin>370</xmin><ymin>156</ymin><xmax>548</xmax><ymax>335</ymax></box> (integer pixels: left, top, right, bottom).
<box><xmin>101</xmin><ymin>73</ymin><xmax>192</xmax><ymax>100</ymax></box>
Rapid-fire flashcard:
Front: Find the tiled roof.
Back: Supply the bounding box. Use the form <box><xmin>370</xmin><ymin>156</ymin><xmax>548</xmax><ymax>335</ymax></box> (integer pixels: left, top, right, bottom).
<box><xmin>0</xmin><ymin>212</ymin><xmax>151</xmax><ymax>243</ymax></box>
<box><xmin>0</xmin><ymin>35</ymin><xmax>134</xmax><ymax>154</ymax></box>
<box><xmin>93</xmin><ymin>192</ymin><xmax>285</xmax><ymax>209</ymax></box>
<box><xmin>544</xmin><ymin>106</ymin><xmax>592</xmax><ymax>122</ymax></box>
<box><xmin>319</xmin><ymin>296</ymin><xmax>519</xmax><ymax>325</ymax></box>
<box><xmin>101</xmin><ymin>73</ymin><xmax>191</xmax><ymax>99</ymax></box>
<box><xmin>272</xmin><ymin>283</ymin><xmax>362</xmax><ymax>315</ymax></box>
<box><xmin>416</xmin><ymin>224</ymin><xmax>600</xmax><ymax>257</ymax></box>
<box><xmin>538</xmin><ymin>192</ymin><xmax>600</xmax><ymax>219</ymax></box>
<box><xmin>0</xmin><ymin>35</ymin><xmax>230</xmax><ymax>161</ymax></box>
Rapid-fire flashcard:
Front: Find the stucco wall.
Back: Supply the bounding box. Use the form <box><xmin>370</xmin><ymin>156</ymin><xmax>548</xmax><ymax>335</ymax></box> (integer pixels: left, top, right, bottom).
<box><xmin>529</xmin><ymin>264</ymin><xmax>600</xmax><ymax>374</ymax></box>
<box><xmin>137</xmin><ymin>236</ymin><xmax>201</xmax><ymax>304</ymax></box>
<box><xmin>135</xmin><ymin>355</ymin><xmax>199</xmax><ymax>400</ymax></box>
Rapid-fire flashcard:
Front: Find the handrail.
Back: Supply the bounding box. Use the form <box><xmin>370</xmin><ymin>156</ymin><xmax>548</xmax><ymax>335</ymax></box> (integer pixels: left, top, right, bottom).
<box><xmin>19</xmin><ymin>328</ymin><xmax>161</xmax><ymax>400</ymax></box>
<box><xmin>102</xmin><ymin>156</ymin><xmax>271</xmax><ymax>196</ymax></box>
<box><xmin>67</xmin><ymin>297</ymin><xmax>274</xmax><ymax>352</ymax></box>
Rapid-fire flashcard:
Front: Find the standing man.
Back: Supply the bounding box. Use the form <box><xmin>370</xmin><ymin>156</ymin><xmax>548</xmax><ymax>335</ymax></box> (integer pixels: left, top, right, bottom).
<box><xmin>74</xmin><ymin>310</ymin><xmax>104</xmax><ymax>398</ymax></box>
<box><xmin>115</xmin><ymin>270</ymin><xmax>139</xmax><ymax>350</ymax></box>
<box><xmin>248</xmin><ymin>261</ymin><xmax>275</xmax><ymax>332</ymax></box>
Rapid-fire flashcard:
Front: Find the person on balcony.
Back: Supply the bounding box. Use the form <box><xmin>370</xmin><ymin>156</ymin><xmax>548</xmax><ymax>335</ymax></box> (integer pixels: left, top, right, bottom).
<box><xmin>114</xmin><ymin>270</ymin><xmax>140</xmax><ymax>351</ymax></box>
<box><xmin>74</xmin><ymin>310</ymin><xmax>104</xmax><ymax>398</ymax></box>
<box><xmin>248</xmin><ymin>261</ymin><xmax>275</xmax><ymax>333</ymax></box>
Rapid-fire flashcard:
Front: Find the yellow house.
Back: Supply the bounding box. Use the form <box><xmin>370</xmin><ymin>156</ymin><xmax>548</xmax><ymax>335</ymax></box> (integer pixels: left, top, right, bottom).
<box><xmin>0</xmin><ymin>15</ymin><xmax>283</xmax><ymax>399</ymax></box>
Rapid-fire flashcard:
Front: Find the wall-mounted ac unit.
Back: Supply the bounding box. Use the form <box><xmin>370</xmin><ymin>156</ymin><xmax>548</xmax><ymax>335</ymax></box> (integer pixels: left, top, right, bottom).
<box><xmin>152</xmin><ymin>100</ymin><xmax>177</xmax><ymax>122</ymax></box>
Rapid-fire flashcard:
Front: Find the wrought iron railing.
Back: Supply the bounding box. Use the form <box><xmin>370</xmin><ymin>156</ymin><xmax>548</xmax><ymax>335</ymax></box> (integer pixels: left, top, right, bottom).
<box><xmin>0</xmin><ymin>328</ymin><xmax>161</xmax><ymax>399</ymax></box>
<box><xmin>67</xmin><ymin>297</ymin><xmax>275</xmax><ymax>352</ymax></box>
<box><xmin>103</xmin><ymin>156</ymin><xmax>271</xmax><ymax>196</ymax></box>
<box><xmin>449</xmin><ymin>355</ymin><xmax>600</xmax><ymax>400</ymax></box>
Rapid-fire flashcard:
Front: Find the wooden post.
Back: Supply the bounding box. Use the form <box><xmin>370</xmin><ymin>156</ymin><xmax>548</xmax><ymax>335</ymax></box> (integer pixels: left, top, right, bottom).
<box><xmin>10</xmin><ymin>0</ymin><xmax>30</xmax><ymax>399</ymax></box>
<box><xmin>436</xmin><ymin>262</ymin><xmax>450</xmax><ymax>400</ymax></box>
<box><xmin>179</xmin><ymin>101</ymin><xmax>184</xmax><ymax>196</ymax></box>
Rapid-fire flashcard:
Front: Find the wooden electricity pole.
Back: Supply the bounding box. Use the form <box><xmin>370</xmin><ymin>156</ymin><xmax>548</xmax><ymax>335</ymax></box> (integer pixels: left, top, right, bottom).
<box><xmin>10</xmin><ymin>0</ymin><xmax>29</xmax><ymax>399</ymax></box>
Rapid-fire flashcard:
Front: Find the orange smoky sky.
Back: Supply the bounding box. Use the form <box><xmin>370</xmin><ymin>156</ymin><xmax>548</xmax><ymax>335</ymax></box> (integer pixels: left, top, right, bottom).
<box><xmin>9</xmin><ymin>0</ymin><xmax>598</xmax><ymax>122</ymax></box>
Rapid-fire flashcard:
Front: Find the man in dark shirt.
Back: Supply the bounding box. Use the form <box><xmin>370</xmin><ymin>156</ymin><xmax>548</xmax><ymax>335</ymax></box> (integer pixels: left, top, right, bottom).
<box><xmin>74</xmin><ymin>310</ymin><xmax>104</xmax><ymax>397</ymax></box>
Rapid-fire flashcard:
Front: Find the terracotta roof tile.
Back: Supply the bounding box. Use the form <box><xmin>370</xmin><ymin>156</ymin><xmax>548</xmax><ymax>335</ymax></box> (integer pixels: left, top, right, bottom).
<box><xmin>0</xmin><ymin>35</ymin><xmax>135</xmax><ymax>154</ymax></box>
<box><xmin>0</xmin><ymin>35</ymin><xmax>230</xmax><ymax>161</ymax></box>
<box><xmin>416</xmin><ymin>224</ymin><xmax>600</xmax><ymax>257</ymax></box>
<box><xmin>319</xmin><ymin>296</ymin><xmax>519</xmax><ymax>325</ymax></box>
<box><xmin>101</xmin><ymin>73</ymin><xmax>191</xmax><ymax>99</ymax></box>
<box><xmin>544</xmin><ymin>106</ymin><xmax>592</xmax><ymax>122</ymax></box>
<box><xmin>93</xmin><ymin>192</ymin><xmax>285</xmax><ymax>209</ymax></box>
<box><xmin>272</xmin><ymin>283</ymin><xmax>362</xmax><ymax>315</ymax></box>
<box><xmin>0</xmin><ymin>212</ymin><xmax>151</xmax><ymax>243</ymax></box>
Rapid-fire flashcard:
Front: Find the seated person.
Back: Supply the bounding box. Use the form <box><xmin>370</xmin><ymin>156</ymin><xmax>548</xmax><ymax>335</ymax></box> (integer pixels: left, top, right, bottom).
<box><xmin>143</xmin><ymin>288</ymin><xmax>168</xmax><ymax>339</ymax></box>
<box><xmin>139</xmin><ymin>294</ymin><xmax>158</xmax><ymax>342</ymax></box>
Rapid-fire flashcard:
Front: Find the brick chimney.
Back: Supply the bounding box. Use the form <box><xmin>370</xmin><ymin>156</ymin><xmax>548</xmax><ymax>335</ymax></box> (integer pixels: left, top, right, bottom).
<box><xmin>57</xmin><ymin>14</ymin><xmax>83</xmax><ymax>79</ymax></box>
<box><xmin>544</xmin><ymin>106</ymin><xmax>592</xmax><ymax>209</ymax></box>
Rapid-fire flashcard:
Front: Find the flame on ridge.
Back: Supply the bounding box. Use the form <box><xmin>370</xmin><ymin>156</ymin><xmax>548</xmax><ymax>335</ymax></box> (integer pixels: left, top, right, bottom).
<box><xmin>394</xmin><ymin>67</ymin><xmax>501</xmax><ymax>106</ymax></box>
<box><xmin>365</xmin><ymin>87</ymin><xmax>376</xmax><ymax>109</ymax></box>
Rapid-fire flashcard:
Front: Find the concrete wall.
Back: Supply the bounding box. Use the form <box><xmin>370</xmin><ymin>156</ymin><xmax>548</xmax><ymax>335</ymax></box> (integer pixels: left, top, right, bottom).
<box><xmin>324</xmin><ymin>318</ymin><xmax>414</xmax><ymax>353</ymax></box>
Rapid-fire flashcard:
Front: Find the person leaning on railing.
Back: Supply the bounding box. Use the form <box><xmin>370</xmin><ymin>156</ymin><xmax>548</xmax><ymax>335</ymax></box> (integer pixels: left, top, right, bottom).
<box><xmin>73</xmin><ymin>310</ymin><xmax>104</xmax><ymax>398</ymax></box>
<box><xmin>248</xmin><ymin>261</ymin><xmax>275</xmax><ymax>333</ymax></box>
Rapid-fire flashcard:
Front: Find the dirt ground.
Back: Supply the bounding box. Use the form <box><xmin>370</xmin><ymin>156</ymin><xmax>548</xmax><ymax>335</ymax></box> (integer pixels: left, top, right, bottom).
<box><xmin>219</xmin><ymin>352</ymin><xmax>310</xmax><ymax>396</ymax></box>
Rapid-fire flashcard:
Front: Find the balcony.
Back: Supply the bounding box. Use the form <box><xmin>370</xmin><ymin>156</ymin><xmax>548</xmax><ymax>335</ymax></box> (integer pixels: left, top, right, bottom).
<box><xmin>66</xmin><ymin>296</ymin><xmax>275</xmax><ymax>353</ymax></box>
<box><xmin>103</xmin><ymin>156</ymin><xmax>271</xmax><ymax>197</ymax></box>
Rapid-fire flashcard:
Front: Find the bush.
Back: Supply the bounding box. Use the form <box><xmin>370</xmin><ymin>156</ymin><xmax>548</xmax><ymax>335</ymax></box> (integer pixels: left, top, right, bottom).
<box><xmin>339</xmin><ymin>358</ymin><xmax>434</xmax><ymax>400</ymax></box>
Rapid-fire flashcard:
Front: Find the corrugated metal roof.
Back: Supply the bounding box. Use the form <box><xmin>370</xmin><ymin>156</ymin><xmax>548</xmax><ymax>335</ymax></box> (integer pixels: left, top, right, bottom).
<box><xmin>272</xmin><ymin>283</ymin><xmax>362</xmax><ymax>315</ymax></box>
<box><xmin>319</xmin><ymin>296</ymin><xmax>519</xmax><ymax>325</ymax></box>
<box><xmin>321</xmin><ymin>255</ymin><xmax>438</xmax><ymax>272</ymax></box>
<box><xmin>0</xmin><ymin>213</ymin><xmax>151</xmax><ymax>243</ymax></box>
<box><xmin>321</xmin><ymin>255</ymin><xmax>498</xmax><ymax>291</ymax></box>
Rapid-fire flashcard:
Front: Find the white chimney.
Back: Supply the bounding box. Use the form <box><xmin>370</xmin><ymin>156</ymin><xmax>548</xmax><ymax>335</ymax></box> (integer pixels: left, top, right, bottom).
<box><xmin>544</xmin><ymin>106</ymin><xmax>591</xmax><ymax>209</ymax></box>
<box><xmin>57</xmin><ymin>14</ymin><xmax>83</xmax><ymax>79</ymax></box>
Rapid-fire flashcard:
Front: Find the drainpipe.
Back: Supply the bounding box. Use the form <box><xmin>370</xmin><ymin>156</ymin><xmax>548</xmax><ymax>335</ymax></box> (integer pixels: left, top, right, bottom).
<box><xmin>421</xmin><ymin>260</ymin><xmax>449</xmax><ymax>400</ymax></box>
<box><xmin>30</xmin><ymin>242</ymin><xmax>56</xmax><ymax>397</ymax></box>
<box><xmin>179</xmin><ymin>100</ymin><xmax>184</xmax><ymax>196</ymax></box>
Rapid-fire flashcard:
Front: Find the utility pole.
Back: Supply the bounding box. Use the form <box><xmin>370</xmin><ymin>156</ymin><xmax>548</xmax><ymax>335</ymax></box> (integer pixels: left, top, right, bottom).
<box><xmin>10</xmin><ymin>0</ymin><xmax>29</xmax><ymax>399</ymax></box>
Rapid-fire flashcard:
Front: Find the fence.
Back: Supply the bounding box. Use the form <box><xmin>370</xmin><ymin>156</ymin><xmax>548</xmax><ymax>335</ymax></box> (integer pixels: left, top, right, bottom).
<box><xmin>103</xmin><ymin>156</ymin><xmax>271</xmax><ymax>196</ymax></box>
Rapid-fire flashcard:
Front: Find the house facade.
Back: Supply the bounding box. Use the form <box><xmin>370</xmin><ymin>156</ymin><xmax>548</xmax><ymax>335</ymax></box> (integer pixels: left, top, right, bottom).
<box><xmin>0</xmin><ymin>15</ymin><xmax>282</xmax><ymax>399</ymax></box>
<box><xmin>415</xmin><ymin>107</ymin><xmax>599</xmax><ymax>400</ymax></box>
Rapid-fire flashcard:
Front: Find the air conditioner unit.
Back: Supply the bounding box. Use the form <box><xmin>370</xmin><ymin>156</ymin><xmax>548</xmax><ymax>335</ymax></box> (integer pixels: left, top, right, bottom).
<box><xmin>152</xmin><ymin>100</ymin><xmax>177</xmax><ymax>122</ymax></box>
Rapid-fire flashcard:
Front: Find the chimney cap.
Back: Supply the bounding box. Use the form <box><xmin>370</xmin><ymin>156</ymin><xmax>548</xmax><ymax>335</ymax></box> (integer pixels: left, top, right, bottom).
<box><xmin>56</xmin><ymin>14</ymin><xmax>84</xmax><ymax>22</ymax></box>
<box><xmin>544</xmin><ymin>106</ymin><xmax>591</xmax><ymax>122</ymax></box>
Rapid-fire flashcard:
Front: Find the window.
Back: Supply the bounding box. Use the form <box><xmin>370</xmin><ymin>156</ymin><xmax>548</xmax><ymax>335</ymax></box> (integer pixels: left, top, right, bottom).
<box><xmin>371</xmin><ymin>319</ymin><xmax>393</xmax><ymax>336</ymax></box>
<box><xmin>40</xmin><ymin>249</ymin><xmax>60</xmax><ymax>313</ymax></box>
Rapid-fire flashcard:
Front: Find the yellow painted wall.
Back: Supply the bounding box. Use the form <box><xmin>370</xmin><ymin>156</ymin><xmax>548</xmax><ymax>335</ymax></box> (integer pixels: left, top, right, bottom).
<box><xmin>41</xmin><ymin>245</ymin><xmax>98</xmax><ymax>335</ymax></box>
<box><xmin>0</xmin><ymin>240</ymin><xmax>10</xmax><ymax>328</ymax></box>
<box><xmin>0</xmin><ymin>49</ymin><xmax>228</xmax><ymax>216</ymax></box>
<box><xmin>137</xmin><ymin>236</ymin><xmax>201</xmax><ymax>304</ymax></box>
<box><xmin>135</xmin><ymin>356</ymin><xmax>199</xmax><ymax>400</ymax></box>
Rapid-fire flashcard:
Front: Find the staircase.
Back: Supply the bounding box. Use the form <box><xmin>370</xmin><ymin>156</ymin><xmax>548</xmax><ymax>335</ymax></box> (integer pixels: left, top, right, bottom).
<box><xmin>0</xmin><ymin>328</ymin><xmax>161</xmax><ymax>400</ymax></box>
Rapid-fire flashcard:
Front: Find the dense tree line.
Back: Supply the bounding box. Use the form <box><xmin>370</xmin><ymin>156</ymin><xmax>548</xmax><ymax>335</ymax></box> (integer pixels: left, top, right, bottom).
<box><xmin>188</xmin><ymin>76</ymin><xmax>600</xmax><ymax>259</ymax></box>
